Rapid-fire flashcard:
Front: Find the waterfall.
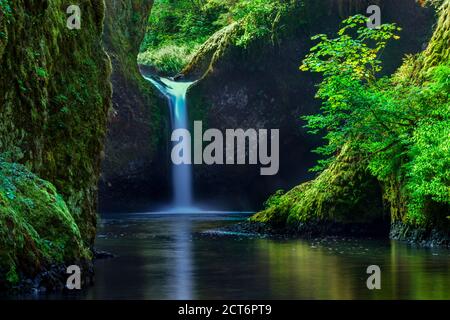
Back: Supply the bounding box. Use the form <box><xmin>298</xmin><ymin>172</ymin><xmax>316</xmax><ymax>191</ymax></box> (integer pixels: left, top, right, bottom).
<box><xmin>143</xmin><ymin>75</ymin><xmax>195</xmax><ymax>209</ymax></box>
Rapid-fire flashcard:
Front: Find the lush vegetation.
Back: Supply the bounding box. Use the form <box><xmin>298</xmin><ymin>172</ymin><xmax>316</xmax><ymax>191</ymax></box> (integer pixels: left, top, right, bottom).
<box><xmin>0</xmin><ymin>0</ymin><xmax>111</xmax><ymax>244</ymax></box>
<box><xmin>0</xmin><ymin>0</ymin><xmax>11</xmax><ymax>17</ymax></box>
<box><xmin>0</xmin><ymin>157</ymin><xmax>90</xmax><ymax>288</ymax></box>
<box><xmin>0</xmin><ymin>0</ymin><xmax>111</xmax><ymax>289</ymax></box>
<box><xmin>300</xmin><ymin>15</ymin><xmax>449</xmax><ymax>225</ymax></box>
<box><xmin>256</xmin><ymin>11</ymin><xmax>449</xmax><ymax>230</ymax></box>
<box><xmin>139</xmin><ymin>0</ymin><xmax>293</xmax><ymax>74</ymax></box>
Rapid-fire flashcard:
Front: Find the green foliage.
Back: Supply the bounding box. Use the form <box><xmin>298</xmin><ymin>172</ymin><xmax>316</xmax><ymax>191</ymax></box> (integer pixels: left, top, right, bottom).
<box><xmin>301</xmin><ymin>15</ymin><xmax>401</xmax><ymax>81</ymax></box>
<box><xmin>230</xmin><ymin>0</ymin><xmax>290</xmax><ymax>47</ymax></box>
<box><xmin>300</xmin><ymin>15</ymin><xmax>450</xmax><ymax>226</ymax></box>
<box><xmin>0</xmin><ymin>0</ymin><xmax>12</xmax><ymax>18</ymax></box>
<box><xmin>263</xmin><ymin>189</ymin><xmax>286</xmax><ymax>209</ymax></box>
<box><xmin>404</xmin><ymin>65</ymin><xmax>450</xmax><ymax>221</ymax></box>
<box><xmin>139</xmin><ymin>0</ymin><xmax>228</xmax><ymax>73</ymax></box>
<box><xmin>300</xmin><ymin>15</ymin><xmax>401</xmax><ymax>171</ymax></box>
<box><xmin>141</xmin><ymin>0</ymin><xmax>227</xmax><ymax>51</ymax></box>
<box><xmin>139</xmin><ymin>0</ymin><xmax>294</xmax><ymax>73</ymax></box>
<box><xmin>35</xmin><ymin>66</ymin><xmax>48</xmax><ymax>79</ymax></box>
<box><xmin>139</xmin><ymin>44</ymin><xmax>199</xmax><ymax>75</ymax></box>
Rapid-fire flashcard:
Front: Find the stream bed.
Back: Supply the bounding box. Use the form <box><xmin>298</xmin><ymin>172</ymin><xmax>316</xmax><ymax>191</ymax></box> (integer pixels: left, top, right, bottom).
<box><xmin>72</xmin><ymin>212</ymin><xmax>450</xmax><ymax>300</ymax></box>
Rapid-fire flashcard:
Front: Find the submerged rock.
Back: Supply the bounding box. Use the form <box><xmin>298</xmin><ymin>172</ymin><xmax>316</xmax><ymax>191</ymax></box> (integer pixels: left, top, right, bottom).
<box><xmin>390</xmin><ymin>221</ymin><xmax>450</xmax><ymax>248</ymax></box>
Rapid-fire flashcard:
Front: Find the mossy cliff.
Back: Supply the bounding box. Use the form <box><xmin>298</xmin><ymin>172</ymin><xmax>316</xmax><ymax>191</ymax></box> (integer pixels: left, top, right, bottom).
<box><xmin>253</xmin><ymin>1</ymin><xmax>450</xmax><ymax>246</ymax></box>
<box><xmin>0</xmin><ymin>0</ymin><xmax>111</xmax><ymax>241</ymax></box>
<box><xmin>412</xmin><ymin>0</ymin><xmax>450</xmax><ymax>77</ymax></box>
<box><xmin>182</xmin><ymin>0</ymin><xmax>433</xmax><ymax>209</ymax></box>
<box><xmin>0</xmin><ymin>160</ymin><xmax>90</xmax><ymax>291</ymax></box>
<box><xmin>101</xmin><ymin>0</ymin><xmax>168</xmax><ymax>211</ymax></box>
<box><xmin>386</xmin><ymin>0</ymin><xmax>450</xmax><ymax>244</ymax></box>
<box><xmin>0</xmin><ymin>1</ymin><xmax>111</xmax><ymax>288</ymax></box>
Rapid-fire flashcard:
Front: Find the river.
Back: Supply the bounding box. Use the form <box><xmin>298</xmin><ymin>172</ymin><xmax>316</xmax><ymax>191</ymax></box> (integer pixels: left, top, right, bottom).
<box><xmin>73</xmin><ymin>212</ymin><xmax>450</xmax><ymax>300</ymax></box>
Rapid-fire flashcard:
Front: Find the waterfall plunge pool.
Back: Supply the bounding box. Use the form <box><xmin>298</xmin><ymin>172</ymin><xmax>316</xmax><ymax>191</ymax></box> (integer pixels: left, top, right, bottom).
<box><xmin>45</xmin><ymin>211</ymin><xmax>450</xmax><ymax>300</ymax></box>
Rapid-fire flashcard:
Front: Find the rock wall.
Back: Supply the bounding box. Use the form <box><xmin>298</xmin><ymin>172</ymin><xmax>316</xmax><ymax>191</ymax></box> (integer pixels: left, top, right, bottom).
<box><xmin>0</xmin><ymin>0</ymin><xmax>111</xmax><ymax>289</ymax></box>
<box><xmin>252</xmin><ymin>0</ymin><xmax>450</xmax><ymax>246</ymax></box>
<box><xmin>0</xmin><ymin>0</ymin><xmax>112</xmax><ymax>242</ymax></box>
<box><xmin>183</xmin><ymin>0</ymin><xmax>433</xmax><ymax>209</ymax></box>
<box><xmin>251</xmin><ymin>145</ymin><xmax>385</xmax><ymax>227</ymax></box>
<box><xmin>101</xmin><ymin>0</ymin><xmax>169</xmax><ymax>212</ymax></box>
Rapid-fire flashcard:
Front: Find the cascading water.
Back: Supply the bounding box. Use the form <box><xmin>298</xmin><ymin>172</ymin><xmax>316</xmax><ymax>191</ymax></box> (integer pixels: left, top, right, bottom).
<box><xmin>143</xmin><ymin>75</ymin><xmax>195</xmax><ymax>210</ymax></box>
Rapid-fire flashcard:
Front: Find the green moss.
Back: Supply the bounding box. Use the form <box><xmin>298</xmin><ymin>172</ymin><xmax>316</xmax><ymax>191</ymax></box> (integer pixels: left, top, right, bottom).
<box><xmin>253</xmin><ymin>2</ymin><xmax>450</xmax><ymax>237</ymax></box>
<box><xmin>399</xmin><ymin>0</ymin><xmax>450</xmax><ymax>81</ymax></box>
<box><xmin>183</xmin><ymin>22</ymin><xmax>242</xmax><ymax>79</ymax></box>
<box><xmin>421</xmin><ymin>0</ymin><xmax>450</xmax><ymax>71</ymax></box>
<box><xmin>0</xmin><ymin>0</ymin><xmax>112</xmax><ymax>244</ymax></box>
<box><xmin>35</xmin><ymin>67</ymin><xmax>48</xmax><ymax>79</ymax></box>
<box><xmin>0</xmin><ymin>0</ymin><xmax>12</xmax><ymax>18</ymax></box>
<box><xmin>384</xmin><ymin>2</ymin><xmax>450</xmax><ymax>228</ymax></box>
<box><xmin>252</xmin><ymin>146</ymin><xmax>383</xmax><ymax>226</ymax></box>
<box><xmin>0</xmin><ymin>159</ymin><xmax>90</xmax><ymax>289</ymax></box>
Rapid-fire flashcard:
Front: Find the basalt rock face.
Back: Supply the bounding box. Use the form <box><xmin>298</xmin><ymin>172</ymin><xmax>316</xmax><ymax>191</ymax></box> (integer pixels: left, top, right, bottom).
<box><xmin>184</xmin><ymin>0</ymin><xmax>433</xmax><ymax>210</ymax></box>
<box><xmin>100</xmin><ymin>0</ymin><xmax>169</xmax><ymax>212</ymax></box>
<box><xmin>0</xmin><ymin>0</ymin><xmax>111</xmax><ymax>243</ymax></box>
<box><xmin>0</xmin><ymin>1</ymin><xmax>111</xmax><ymax>289</ymax></box>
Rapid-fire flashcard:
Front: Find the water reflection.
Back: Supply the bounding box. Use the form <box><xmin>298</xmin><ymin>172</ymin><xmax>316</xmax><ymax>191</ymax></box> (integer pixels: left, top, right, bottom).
<box><xmin>173</xmin><ymin>218</ymin><xmax>193</xmax><ymax>299</ymax></box>
<box><xmin>82</xmin><ymin>213</ymin><xmax>449</xmax><ymax>300</ymax></box>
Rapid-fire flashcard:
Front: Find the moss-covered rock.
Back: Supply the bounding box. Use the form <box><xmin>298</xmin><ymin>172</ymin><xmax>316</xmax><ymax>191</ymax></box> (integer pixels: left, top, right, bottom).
<box><xmin>0</xmin><ymin>160</ymin><xmax>90</xmax><ymax>290</ymax></box>
<box><xmin>401</xmin><ymin>0</ymin><xmax>450</xmax><ymax>81</ymax></box>
<box><xmin>0</xmin><ymin>0</ymin><xmax>112</xmax><ymax>243</ymax></box>
<box><xmin>421</xmin><ymin>0</ymin><xmax>450</xmax><ymax>70</ymax></box>
<box><xmin>252</xmin><ymin>1</ymin><xmax>450</xmax><ymax>245</ymax></box>
<box><xmin>252</xmin><ymin>145</ymin><xmax>384</xmax><ymax>227</ymax></box>
<box><xmin>382</xmin><ymin>1</ymin><xmax>449</xmax><ymax>235</ymax></box>
<box><xmin>182</xmin><ymin>22</ymin><xmax>241</xmax><ymax>80</ymax></box>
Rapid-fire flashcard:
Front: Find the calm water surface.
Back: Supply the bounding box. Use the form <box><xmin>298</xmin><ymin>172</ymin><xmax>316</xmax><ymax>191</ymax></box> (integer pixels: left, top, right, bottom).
<box><xmin>81</xmin><ymin>212</ymin><xmax>449</xmax><ymax>300</ymax></box>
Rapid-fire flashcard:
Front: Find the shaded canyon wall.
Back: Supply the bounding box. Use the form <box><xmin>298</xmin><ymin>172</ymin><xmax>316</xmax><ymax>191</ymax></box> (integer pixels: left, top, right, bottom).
<box><xmin>100</xmin><ymin>0</ymin><xmax>170</xmax><ymax>212</ymax></box>
<box><xmin>183</xmin><ymin>0</ymin><xmax>434</xmax><ymax>210</ymax></box>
